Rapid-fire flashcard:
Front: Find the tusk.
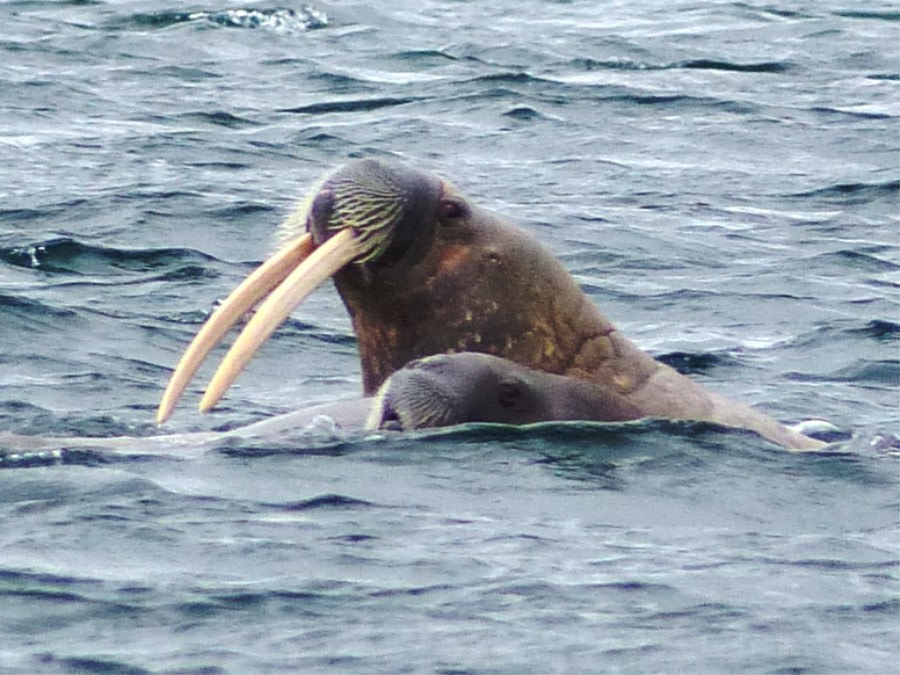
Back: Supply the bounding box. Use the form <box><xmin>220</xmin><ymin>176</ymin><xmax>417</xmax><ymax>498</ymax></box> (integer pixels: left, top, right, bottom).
<box><xmin>156</xmin><ymin>233</ymin><xmax>315</xmax><ymax>425</ymax></box>
<box><xmin>199</xmin><ymin>227</ymin><xmax>366</xmax><ymax>413</ymax></box>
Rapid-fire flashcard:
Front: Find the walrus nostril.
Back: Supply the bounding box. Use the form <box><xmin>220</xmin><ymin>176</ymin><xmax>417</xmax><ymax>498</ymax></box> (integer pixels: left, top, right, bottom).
<box><xmin>308</xmin><ymin>186</ymin><xmax>336</xmax><ymax>242</ymax></box>
<box><xmin>377</xmin><ymin>393</ymin><xmax>404</xmax><ymax>431</ymax></box>
<box><xmin>381</xmin><ymin>408</ymin><xmax>403</xmax><ymax>431</ymax></box>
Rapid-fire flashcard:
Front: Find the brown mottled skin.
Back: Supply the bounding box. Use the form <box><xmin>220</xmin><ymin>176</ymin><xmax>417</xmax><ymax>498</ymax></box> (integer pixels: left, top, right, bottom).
<box><xmin>306</xmin><ymin>159</ymin><xmax>824</xmax><ymax>451</ymax></box>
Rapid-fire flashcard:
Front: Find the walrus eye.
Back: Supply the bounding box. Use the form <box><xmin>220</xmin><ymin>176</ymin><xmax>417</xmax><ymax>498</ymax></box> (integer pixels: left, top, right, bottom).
<box><xmin>440</xmin><ymin>198</ymin><xmax>467</xmax><ymax>220</ymax></box>
<box><xmin>497</xmin><ymin>379</ymin><xmax>523</xmax><ymax>408</ymax></box>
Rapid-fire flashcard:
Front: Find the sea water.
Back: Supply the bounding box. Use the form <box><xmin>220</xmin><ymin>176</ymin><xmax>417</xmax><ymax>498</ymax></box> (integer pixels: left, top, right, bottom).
<box><xmin>1</xmin><ymin>1</ymin><xmax>897</xmax><ymax>672</ymax></box>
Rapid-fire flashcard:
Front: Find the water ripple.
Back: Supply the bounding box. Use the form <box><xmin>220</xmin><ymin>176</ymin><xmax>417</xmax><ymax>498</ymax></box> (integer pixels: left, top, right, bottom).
<box><xmin>280</xmin><ymin>96</ymin><xmax>424</xmax><ymax>115</ymax></box>
<box><xmin>0</xmin><ymin>237</ymin><xmax>215</xmax><ymax>275</ymax></box>
<box><xmin>112</xmin><ymin>6</ymin><xmax>328</xmax><ymax>33</ymax></box>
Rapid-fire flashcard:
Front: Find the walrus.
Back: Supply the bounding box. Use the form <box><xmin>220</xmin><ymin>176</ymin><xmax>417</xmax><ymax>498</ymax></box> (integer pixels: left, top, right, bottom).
<box><xmin>367</xmin><ymin>353</ymin><xmax>829</xmax><ymax>450</ymax></box>
<box><xmin>1</xmin><ymin>353</ymin><xmax>834</xmax><ymax>467</ymax></box>
<box><xmin>156</xmin><ymin>159</ymin><xmax>825</xmax><ymax>451</ymax></box>
<box><xmin>369</xmin><ymin>352</ymin><xmax>643</xmax><ymax>430</ymax></box>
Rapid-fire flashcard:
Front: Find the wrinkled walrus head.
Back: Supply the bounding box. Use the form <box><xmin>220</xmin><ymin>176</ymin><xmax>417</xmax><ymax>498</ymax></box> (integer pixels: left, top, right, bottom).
<box><xmin>158</xmin><ymin>158</ymin><xmax>617</xmax><ymax>424</ymax></box>
<box><xmin>367</xmin><ymin>352</ymin><xmax>643</xmax><ymax>431</ymax></box>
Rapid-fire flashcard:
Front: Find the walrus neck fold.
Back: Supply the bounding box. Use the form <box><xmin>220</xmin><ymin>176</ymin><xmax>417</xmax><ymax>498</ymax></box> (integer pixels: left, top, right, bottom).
<box><xmin>329</xmin><ymin>193</ymin><xmax>632</xmax><ymax>396</ymax></box>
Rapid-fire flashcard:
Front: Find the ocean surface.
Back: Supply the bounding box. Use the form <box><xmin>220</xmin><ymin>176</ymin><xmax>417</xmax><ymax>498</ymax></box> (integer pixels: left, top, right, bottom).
<box><xmin>1</xmin><ymin>1</ymin><xmax>898</xmax><ymax>672</ymax></box>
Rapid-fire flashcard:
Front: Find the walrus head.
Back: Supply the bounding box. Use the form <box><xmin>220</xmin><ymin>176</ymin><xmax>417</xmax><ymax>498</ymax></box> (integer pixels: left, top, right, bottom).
<box><xmin>302</xmin><ymin>159</ymin><xmax>442</xmax><ymax>276</ymax></box>
<box><xmin>368</xmin><ymin>353</ymin><xmax>542</xmax><ymax>431</ymax></box>
<box><xmin>367</xmin><ymin>352</ymin><xmax>643</xmax><ymax>431</ymax></box>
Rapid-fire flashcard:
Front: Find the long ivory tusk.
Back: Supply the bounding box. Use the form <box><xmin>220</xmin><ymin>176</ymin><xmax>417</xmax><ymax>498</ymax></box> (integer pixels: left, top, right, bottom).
<box><xmin>156</xmin><ymin>233</ymin><xmax>315</xmax><ymax>425</ymax></box>
<box><xmin>199</xmin><ymin>228</ymin><xmax>366</xmax><ymax>413</ymax></box>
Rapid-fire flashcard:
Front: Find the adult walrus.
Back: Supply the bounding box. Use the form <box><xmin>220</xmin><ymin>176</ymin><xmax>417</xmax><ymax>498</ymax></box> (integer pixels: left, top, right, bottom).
<box><xmin>157</xmin><ymin>159</ymin><xmax>824</xmax><ymax>451</ymax></box>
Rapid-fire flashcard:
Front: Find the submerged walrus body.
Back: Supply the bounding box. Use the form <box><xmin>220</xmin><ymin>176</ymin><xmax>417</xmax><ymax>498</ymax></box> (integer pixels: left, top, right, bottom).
<box><xmin>368</xmin><ymin>353</ymin><xmax>821</xmax><ymax>451</ymax></box>
<box><xmin>157</xmin><ymin>159</ymin><xmax>824</xmax><ymax>451</ymax></box>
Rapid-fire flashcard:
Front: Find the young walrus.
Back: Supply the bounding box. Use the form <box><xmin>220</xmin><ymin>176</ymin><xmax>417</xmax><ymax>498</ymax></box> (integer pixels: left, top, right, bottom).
<box><xmin>368</xmin><ymin>352</ymin><xmax>824</xmax><ymax>452</ymax></box>
<box><xmin>157</xmin><ymin>159</ymin><xmax>824</xmax><ymax>451</ymax></box>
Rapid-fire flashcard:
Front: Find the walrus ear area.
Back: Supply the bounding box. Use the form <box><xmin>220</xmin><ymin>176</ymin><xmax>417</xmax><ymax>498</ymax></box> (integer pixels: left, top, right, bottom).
<box><xmin>437</xmin><ymin>179</ymin><xmax>470</xmax><ymax>225</ymax></box>
<box><xmin>439</xmin><ymin>196</ymin><xmax>468</xmax><ymax>222</ymax></box>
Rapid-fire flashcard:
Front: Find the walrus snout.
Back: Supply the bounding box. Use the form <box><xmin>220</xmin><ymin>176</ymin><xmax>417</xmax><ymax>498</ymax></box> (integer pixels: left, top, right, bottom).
<box><xmin>306</xmin><ymin>159</ymin><xmax>443</xmax><ymax>274</ymax></box>
<box><xmin>367</xmin><ymin>355</ymin><xmax>467</xmax><ymax>431</ymax></box>
<box><xmin>367</xmin><ymin>353</ymin><xmax>544</xmax><ymax>431</ymax></box>
<box><xmin>308</xmin><ymin>185</ymin><xmax>336</xmax><ymax>244</ymax></box>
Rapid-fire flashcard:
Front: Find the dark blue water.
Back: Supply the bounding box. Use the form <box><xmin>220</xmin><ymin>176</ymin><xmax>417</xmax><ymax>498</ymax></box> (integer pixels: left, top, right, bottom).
<box><xmin>1</xmin><ymin>1</ymin><xmax>898</xmax><ymax>673</ymax></box>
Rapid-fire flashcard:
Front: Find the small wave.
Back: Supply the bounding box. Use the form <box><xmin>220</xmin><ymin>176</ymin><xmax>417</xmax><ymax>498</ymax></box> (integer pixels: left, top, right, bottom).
<box><xmin>0</xmin><ymin>569</ymin><xmax>97</xmax><ymax>588</ymax></box>
<box><xmin>810</xmin><ymin>105</ymin><xmax>895</xmax><ymax>120</ymax></box>
<box><xmin>623</xmin><ymin>93</ymin><xmax>709</xmax><ymax>108</ymax></box>
<box><xmin>176</xmin><ymin>110</ymin><xmax>259</xmax><ymax>129</ymax></box>
<box><xmin>391</xmin><ymin>49</ymin><xmax>460</xmax><ymax>64</ymax></box>
<box><xmin>0</xmin><ymin>207</ymin><xmax>48</xmax><ymax>224</ymax></box>
<box><xmin>502</xmin><ymin>106</ymin><xmax>546</xmax><ymax>121</ymax></box>
<box><xmin>677</xmin><ymin>59</ymin><xmax>790</xmax><ymax>74</ymax></box>
<box><xmin>391</xmin><ymin>419</ymin><xmax>889</xmax><ymax>467</ymax></box>
<box><xmin>0</xmin><ymin>447</ymin><xmax>111</xmax><ymax>470</ymax></box>
<box><xmin>657</xmin><ymin>351</ymin><xmax>741</xmax><ymax>376</ymax></box>
<box><xmin>788</xmin><ymin>180</ymin><xmax>900</xmax><ymax>206</ymax></box>
<box><xmin>280</xmin><ymin>97</ymin><xmax>423</xmax><ymax>115</ymax></box>
<box><xmin>568</xmin><ymin>57</ymin><xmax>790</xmax><ymax>74</ymax></box>
<box><xmin>275</xmin><ymin>494</ymin><xmax>375</xmax><ymax>511</ymax></box>
<box><xmin>857</xmin><ymin>433</ymin><xmax>900</xmax><ymax>458</ymax></box>
<box><xmin>0</xmin><ymin>408</ymin><xmax>158</xmax><ymax>444</ymax></box>
<box><xmin>788</xmin><ymin>359</ymin><xmax>900</xmax><ymax>386</ymax></box>
<box><xmin>848</xmin><ymin>319</ymin><xmax>899</xmax><ymax>342</ymax></box>
<box><xmin>205</xmin><ymin>202</ymin><xmax>276</xmax><ymax>220</ymax></box>
<box><xmin>36</xmin><ymin>656</ymin><xmax>148</xmax><ymax>675</ymax></box>
<box><xmin>466</xmin><ymin>71</ymin><xmax>543</xmax><ymax>85</ymax></box>
<box><xmin>0</xmin><ymin>575</ymin><xmax>100</xmax><ymax>607</ymax></box>
<box><xmin>0</xmin><ymin>237</ymin><xmax>214</xmax><ymax>275</ymax></box>
<box><xmin>0</xmin><ymin>293</ymin><xmax>76</xmax><ymax>319</ymax></box>
<box><xmin>216</xmin><ymin>438</ymin><xmax>353</xmax><ymax>458</ymax></box>
<box><xmin>815</xmin><ymin>249</ymin><xmax>899</xmax><ymax>273</ymax></box>
<box><xmin>792</xmin><ymin>319</ymin><xmax>900</xmax><ymax>351</ymax></box>
<box><xmin>459</xmin><ymin>70</ymin><xmax>751</xmax><ymax>116</ymax></box>
<box><xmin>569</xmin><ymin>57</ymin><xmax>656</xmax><ymax>72</ymax></box>
<box><xmin>195</xmin><ymin>7</ymin><xmax>327</xmax><ymax>32</ymax></box>
<box><xmin>833</xmin><ymin>10</ymin><xmax>900</xmax><ymax>21</ymax></box>
<box><xmin>0</xmin><ymin>400</ymin><xmax>47</xmax><ymax>417</ymax></box>
<box><xmin>119</xmin><ymin>6</ymin><xmax>328</xmax><ymax>33</ymax></box>
<box><xmin>400</xmin><ymin>418</ymin><xmax>759</xmax><ymax>449</ymax></box>
<box><xmin>740</xmin><ymin>5</ymin><xmax>814</xmax><ymax>20</ymax></box>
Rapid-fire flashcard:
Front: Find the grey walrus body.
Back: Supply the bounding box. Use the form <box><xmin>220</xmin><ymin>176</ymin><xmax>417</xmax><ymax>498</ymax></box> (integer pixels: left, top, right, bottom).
<box><xmin>0</xmin><ymin>398</ymin><xmax>374</xmax><ymax>464</ymax></box>
<box><xmin>3</xmin><ymin>353</ymin><xmax>826</xmax><ymax>466</ymax></box>
<box><xmin>368</xmin><ymin>353</ymin><xmax>824</xmax><ymax>450</ymax></box>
